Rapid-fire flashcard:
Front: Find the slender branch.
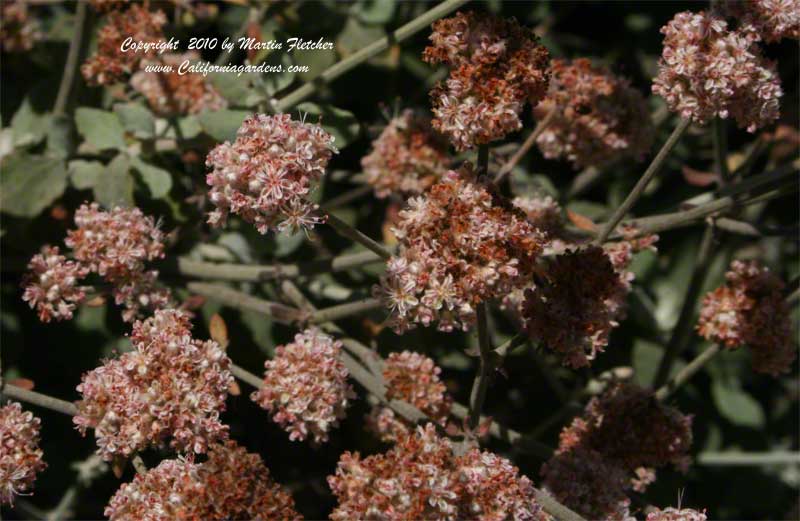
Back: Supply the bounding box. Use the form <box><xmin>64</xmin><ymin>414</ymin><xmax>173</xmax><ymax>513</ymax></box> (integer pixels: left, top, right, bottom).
<box><xmin>323</xmin><ymin>211</ymin><xmax>392</xmax><ymax>260</ymax></box>
<box><xmin>186</xmin><ymin>282</ymin><xmax>307</xmax><ymax>324</ymax></box>
<box><xmin>54</xmin><ymin>2</ymin><xmax>90</xmax><ymax>116</ymax></box>
<box><xmin>2</xmin><ymin>384</ymin><xmax>78</xmax><ymax>416</ymax></box>
<box><xmin>273</xmin><ymin>0</ymin><xmax>469</xmax><ymax>112</ymax></box>
<box><xmin>131</xmin><ymin>455</ymin><xmax>147</xmax><ymax>475</ymax></box>
<box><xmin>468</xmin><ymin>303</ymin><xmax>494</xmax><ymax>432</ymax></box>
<box><xmin>595</xmin><ymin>118</ymin><xmax>691</xmax><ymax>243</ymax></box>
<box><xmin>654</xmin><ymin>344</ymin><xmax>721</xmax><ymax>402</ymax></box>
<box><xmin>175</xmin><ymin>249</ymin><xmax>384</xmax><ymax>282</ymax></box>
<box><xmin>566</xmin><ymin>165</ymin><xmax>605</xmax><ymax>200</ymax></box>
<box><xmin>231</xmin><ymin>363</ymin><xmax>265</xmax><ymax>389</ymax></box>
<box><xmin>712</xmin><ymin>117</ymin><xmax>730</xmax><ymax>186</ymax></box>
<box><xmin>320</xmin><ymin>184</ymin><xmax>373</xmax><ymax>211</ymax></box>
<box><xmin>308</xmin><ymin>297</ymin><xmax>383</xmax><ymax>324</ymax></box>
<box><xmin>494</xmin><ymin>107</ymin><xmax>557</xmax><ymax>184</ymax></box>
<box><xmin>697</xmin><ymin>451</ymin><xmax>800</xmax><ymax>466</ymax></box>
<box><xmin>652</xmin><ymin>225</ymin><xmax>717</xmax><ymax>388</ymax></box>
<box><xmin>714</xmin><ymin>217</ymin><xmax>798</xmax><ymax>238</ymax></box>
<box><xmin>534</xmin><ymin>489</ymin><xmax>589</xmax><ymax>521</ymax></box>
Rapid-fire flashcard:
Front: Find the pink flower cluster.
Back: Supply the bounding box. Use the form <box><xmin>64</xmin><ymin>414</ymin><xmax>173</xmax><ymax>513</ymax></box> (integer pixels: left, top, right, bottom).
<box><xmin>22</xmin><ymin>246</ymin><xmax>90</xmax><ymax>322</ymax></box>
<box><xmin>725</xmin><ymin>0</ymin><xmax>799</xmax><ymax>43</ymax></box>
<box><xmin>206</xmin><ymin>114</ymin><xmax>337</xmax><ymax>234</ymax></box>
<box><xmin>423</xmin><ymin>11</ymin><xmax>551</xmax><ymax>150</ymax></box>
<box><xmin>534</xmin><ymin>58</ymin><xmax>654</xmax><ymax>170</ymax></box>
<box><xmin>366</xmin><ymin>351</ymin><xmax>452</xmax><ymax>442</ymax></box>
<box><xmin>542</xmin><ymin>383</ymin><xmax>693</xmax><ymax>519</ymax></box>
<box><xmin>328</xmin><ymin>424</ymin><xmax>545</xmax><ymax>520</ymax></box>
<box><xmin>652</xmin><ymin>10</ymin><xmax>782</xmax><ymax>132</ymax></box>
<box><xmin>362</xmin><ymin>109</ymin><xmax>450</xmax><ymax>199</ymax></box>
<box><xmin>131</xmin><ymin>52</ymin><xmax>228</xmax><ymax>117</ymax></box>
<box><xmin>81</xmin><ymin>4</ymin><xmax>167</xmax><ymax>86</ymax></box>
<box><xmin>23</xmin><ymin>203</ymin><xmax>172</xmax><ymax>323</ymax></box>
<box><xmin>647</xmin><ymin>507</ymin><xmax>708</xmax><ymax>521</ymax></box>
<box><xmin>697</xmin><ymin>260</ymin><xmax>796</xmax><ymax>376</ymax></box>
<box><xmin>106</xmin><ymin>441</ymin><xmax>301</xmax><ymax>520</ymax></box>
<box><xmin>75</xmin><ymin>309</ymin><xmax>233</xmax><ymax>460</ymax></box>
<box><xmin>251</xmin><ymin>328</ymin><xmax>354</xmax><ymax>445</ymax></box>
<box><xmin>0</xmin><ymin>402</ymin><xmax>47</xmax><ymax>506</ymax></box>
<box><xmin>377</xmin><ymin>168</ymin><xmax>547</xmax><ymax>333</ymax></box>
<box><xmin>0</xmin><ymin>0</ymin><xmax>41</xmax><ymax>53</ymax></box>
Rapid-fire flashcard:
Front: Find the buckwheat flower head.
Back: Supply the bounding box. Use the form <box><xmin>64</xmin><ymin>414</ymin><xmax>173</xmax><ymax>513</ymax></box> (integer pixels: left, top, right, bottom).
<box><xmin>366</xmin><ymin>351</ymin><xmax>452</xmax><ymax>442</ymax></box>
<box><xmin>131</xmin><ymin>52</ymin><xmax>227</xmax><ymax>116</ymax></box>
<box><xmin>561</xmin><ymin>382</ymin><xmax>693</xmax><ymax>473</ymax></box>
<box><xmin>328</xmin><ymin>424</ymin><xmax>544</xmax><ymax>521</ymax></box>
<box><xmin>106</xmin><ymin>441</ymin><xmax>301</xmax><ymax>521</ymax></box>
<box><xmin>205</xmin><ymin>113</ymin><xmax>337</xmax><ymax>234</ymax></box>
<box><xmin>652</xmin><ymin>10</ymin><xmax>782</xmax><ymax>132</ymax></box>
<box><xmin>0</xmin><ymin>0</ymin><xmax>42</xmax><ymax>53</ymax></box>
<box><xmin>22</xmin><ymin>246</ymin><xmax>90</xmax><ymax>323</ymax></box>
<box><xmin>0</xmin><ymin>402</ymin><xmax>47</xmax><ymax>506</ymax></box>
<box><xmin>377</xmin><ymin>168</ymin><xmax>547</xmax><ymax>333</ymax></box>
<box><xmin>697</xmin><ymin>260</ymin><xmax>796</xmax><ymax>376</ymax></box>
<box><xmin>251</xmin><ymin>328</ymin><xmax>354</xmax><ymax>445</ymax></box>
<box><xmin>81</xmin><ymin>4</ymin><xmax>167</xmax><ymax>86</ymax></box>
<box><xmin>423</xmin><ymin>11</ymin><xmax>550</xmax><ymax>150</ymax></box>
<box><xmin>66</xmin><ymin>202</ymin><xmax>166</xmax><ymax>282</ymax></box>
<box><xmin>647</xmin><ymin>507</ymin><xmax>708</xmax><ymax>521</ymax></box>
<box><xmin>522</xmin><ymin>246</ymin><xmax>628</xmax><ymax>368</ymax></box>
<box><xmin>534</xmin><ymin>58</ymin><xmax>654</xmax><ymax>170</ymax></box>
<box><xmin>541</xmin><ymin>446</ymin><xmax>633</xmax><ymax>521</ymax></box>
<box><xmin>75</xmin><ymin>309</ymin><xmax>232</xmax><ymax>460</ymax></box>
<box><xmin>362</xmin><ymin>109</ymin><xmax>450</xmax><ymax>198</ymax></box>
<box><xmin>724</xmin><ymin>0</ymin><xmax>799</xmax><ymax>43</ymax></box>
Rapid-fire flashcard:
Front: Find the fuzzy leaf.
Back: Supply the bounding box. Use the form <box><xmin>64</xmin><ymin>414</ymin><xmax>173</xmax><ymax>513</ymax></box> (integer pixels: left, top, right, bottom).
<box><xmin>197</xmin><ymin>109</ymin><xmax>250</xmax><ymax>142</ymax></box>
<box><xmin>130</xmin><ymin>156</ymin><xmax>172</xmax><ymax>198</ymax></box>
<box><xmin>0</xmin><ymin>153</ymin><xmax>67</xmax><ymax>217</ymax></box>
<box><xmin>75</xmin><ymin>108</ymin><xmax>127</xmax><ymax>150</ymax></box>
<box><xmin>93</xmin><ymin>154</ymin><xmax>134</xmax><ymax>208</ymax></box>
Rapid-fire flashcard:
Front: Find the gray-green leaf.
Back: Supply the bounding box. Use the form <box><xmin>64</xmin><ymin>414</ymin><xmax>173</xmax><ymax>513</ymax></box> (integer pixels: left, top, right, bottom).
<box><xmin>197</xmin><ymin>109</ymin><xmax>250</xmax><ymax>142</ymax></box>
<box><xmin>68</xmin><ymin>159</ymin><xmax>104</xmax><ymax>190</ymax></box>
<box><xmin>130</xmin><ymin>156</ymin><xmax>172</xmax><ymax>198</ymax></box>
<box><xmin>711</xmin><ymin>381</ymin><xmax>765</xmax><ymax>428</ymax></box>
<box><xmin>114</xmin><ymin>103</ymin><xmax>156</xmax><ymax>139</ymax></box>
<box><xmin>93</xmin><ymin>154</ymin><xmax>134</xmax><ymax>207</ymax></box>
<box><xmin>75</xmin><ymin>108</ymin><xmax>127</xmax><ymax>151</ymax></box>
<box><xmin>0</xmin><ymin>153</ymin><xmax>67</xmax><ymax>217</ymax></box>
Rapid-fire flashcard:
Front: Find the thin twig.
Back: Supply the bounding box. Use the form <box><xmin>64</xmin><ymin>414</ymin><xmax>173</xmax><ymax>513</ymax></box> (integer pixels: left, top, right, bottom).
<box><xmin>534</xmin><ymin>489</ymin><xmax>589</xmax><ymax>521</ymax></box>
<box><xmin>652</xmin><ymin>225</ymin><xmax>717</xmax><ymax>388</ymax></box>
<box><xmin>273</xmin><ymin>0</ymin><xmax>469</xmax><ymax>112</ymax></box>
<box><xmin>308</xmin><ymin>297</ymin><xmax>383</xmax><ymax>324</ymax></box>
<box><xmin>697</xmin><ymin>451</ymin><xmax>800</xmax><ymax>466</ymax></box>
<box><xmin>654</xmin><ymin>344</ymin><xmax>721</xmax><ymax>402</ymax></box>
<box><xmin>323</xmin><ymin>211</ymin><xmax>392</xmax><ymax>260</ymax></box>
<box><xmin>712</xmin><ymin>117</ymin><xmax>730</xmax><ymax>186</ymax></box>
<box><xmin>2</xmin><ymin>384</ymin><xmax>78</xmax><ymax>416</ymax></box>
<box><xmin>494</xmin><ymin>107</ymin><xmax>557</xmax><ymax>184</ymax></box>
<box><xmin>54</xmin><ymin>2</ymin><xmax>90</xmax><ymax>116</ymax></box>
<box><xmin>175</xmin><ymin>249</ymin><xmax>384</xmax><ymax>282</ymax></box>
<box><xmin>468</xmin><ymin>302</ymin><xmax>494</xmax><ymax>432</ymax></box>
<box><xmin>186</xmin><ymin>282</ymin><xmax>307</xmax><ymax>324</ymax></box>
<box><xmin>231</xmin><ymin>363</ymin><xmax>265</xmax><ymax>389</ymax></box>
<box><xmin>595</xmin><ymin>118</ymin><xmax>691</xmax><ymax>244</ymax></box>
<box><xmin>320</xmin><ymin>184</ymin><xmax>373</xmax><ymax>211</ymax></box>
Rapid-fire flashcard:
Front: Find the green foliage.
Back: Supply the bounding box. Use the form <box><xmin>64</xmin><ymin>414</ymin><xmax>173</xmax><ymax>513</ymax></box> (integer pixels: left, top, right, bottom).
<box><xmin>0</xmin><ymin>153</ymin><xmax>67</xmax><ymax>217</ymax></box>
<box><xmin>75</xmin><ymin>108</ymin><xmax>127</xmax><ymax>151</ymax></box>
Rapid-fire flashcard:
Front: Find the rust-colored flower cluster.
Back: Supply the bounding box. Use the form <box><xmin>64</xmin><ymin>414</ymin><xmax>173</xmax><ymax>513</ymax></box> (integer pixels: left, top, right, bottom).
<box><xmin>0</xmin><ymin>402</ymin><xmax>46</xmax><ymax>506</ymax></box>
<box><xmin>697</xmin><ymin>260</ymin><xmax>796</xmax><ymax>376</ymax></box>
<box><xmin>206</xmin><ymin>114</ymin><xmax>337</xmax><ymax>234</ymax></box>
<box><xmin>725</xmin><ymin>0</ymin><xmax>799</xmax><ymax>43</ymax></box>
<box><xmin>105</xmin><ymin>441</ymin><xmax>301</xmax><ymax>520</ymax></box>
<box><xmin>131</xmin><ymin>52</ymin><xmax>228</xmax><ymax>116</ymax></box>
<box><xmin>328</xmin><ymin>424</ymin><xmax>545</xmax><ymax>520</ymax></box>
<box><xmin>366</xmin><ymin>351</ymin><xmax>452</xmax><ymax>442</ymax></box>
<box><xmin>522</xmin><ymin>246</ymin><xmax>626</xmax><ymax>368</ymax></box>
<box><xmin>647</xmin><ymin>507</ymin><xmax>708</xmax><ymax>521</ymax></box>
<box><xmin>251</xmin><ymin>328</ymin><xmax>354</xmax><ymax>445</ymax></box>
<box><xmin>377</xmin><ymin>168</ymin><xmax>547</xmax><ymax>333</ymax></box>
<box><xmin>652</xmin><ymin>10</ymin><xmax>782</xmax><ymax>132</ymax></box>
<box><xmin>362</xmin><ymin>110</ymin><xmax>450</xmax><ymax>199</ymax></box>
<box><xmin>22</xmin><ymin>203</ymin><xmax>172</xmax><ymax>323</ymax></box>
<box><xmin>534</xmin><ymin>58</ymin><xmax>654</xmax><ymax>170</ymax></box>
<box><xmin>75</xmin><ymin>309</ymin><xmax>233</xmax><ymax>460</ymax></box>
<box><xmin>542</xmin><ymin>383</ymin><xmax>693</xmax><ymax>519</ymax></box>
<box><xmin>423</xmin><ymin>11</ymin><xmax>550</xmax><ymax>150</ymax></box>
<box><xmin>0</xmin><ymin>0</ymin><xmax>41</xmax><ymax>53</ymax></box>
<box><xmin>82</xmin><ymin>4</ymin><xmax>167</xmax><ymax>86</ymax></box>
